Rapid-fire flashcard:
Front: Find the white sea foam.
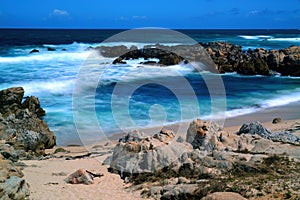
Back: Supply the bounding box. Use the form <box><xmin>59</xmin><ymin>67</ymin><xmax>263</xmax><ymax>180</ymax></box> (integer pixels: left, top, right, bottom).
<box><xmin>0</xmin><ymin>51</ymin><xmax>90</xmax><ymax>63</ymax></box>
<box><xmin>20</xmin><ymin>79</ymin><xmax>74</xmax><ymax>95</ymax></box>
<box><xmin>239</xmin><ymin>35</ymin><xmax>273</xmax><ymax>40</ymax></box>
<box><xmin>267</xmin><ymin>37</ymin><xmax>300</xmax><ymax>42</ymax></box>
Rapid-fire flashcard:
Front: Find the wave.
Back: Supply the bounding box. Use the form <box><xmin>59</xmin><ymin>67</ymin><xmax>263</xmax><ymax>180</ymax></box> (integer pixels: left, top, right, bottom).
<box><xmin>238</xmin><ymin>35</ymin><xmax>273</xmax><ymax>40</ymax></box>
<box><xmin>267</xmin><ymin>37</ymin><xmax>300</xmax><ymax>42</ymax></box>
<box><xmin>0</xmin><ymin>79</ymin><xmax>75</xmax><ymax>96</ymax></box>
<box><xmin>0</xmin><ymin>51</ymin><xmax>91</xmax><ymax>63</ymax></box>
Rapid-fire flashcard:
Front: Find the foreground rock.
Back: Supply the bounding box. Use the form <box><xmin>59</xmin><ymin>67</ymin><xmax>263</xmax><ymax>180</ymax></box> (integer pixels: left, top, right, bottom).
<box><xmin>64</xmin><ymin>169</ymin><xmax>104</xmax><ymax>185</ymax></box>
<box><xmin>201</xmin><ymin>192</ymin><xmax>247</xmax><ymax>200</ymax></box>
<box><xmin>0</xmin><ymin>87</ymin><xmax>56</xmax><ymax>158</ymax></box>
<box><xmin>108</xmin><ymin>129</ymin><xmax>192</xmax><ymax>177</ymax></box>
<box><xmin>0</xmin><ymin>156</ymin><xmax>30</xmax><ymax>199</ymax></box>
<box><xmin>107</xmin><ymin>119</ymin><xmax>300</xmax><ymax>199</ymax></box>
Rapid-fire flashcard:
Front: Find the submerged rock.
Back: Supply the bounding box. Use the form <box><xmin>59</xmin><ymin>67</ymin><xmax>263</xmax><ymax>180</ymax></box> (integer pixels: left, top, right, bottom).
<box><xmin>29</xmin><ymin>49</ymin><xmax>39</xmax><ymax>54</ymax></box>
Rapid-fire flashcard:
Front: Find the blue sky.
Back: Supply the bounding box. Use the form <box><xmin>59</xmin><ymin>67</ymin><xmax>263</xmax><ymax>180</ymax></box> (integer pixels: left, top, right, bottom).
<box><xmin>0</xmin><ymin>0</ymin><xmax>299</xmax><ymax>29</ymax></box>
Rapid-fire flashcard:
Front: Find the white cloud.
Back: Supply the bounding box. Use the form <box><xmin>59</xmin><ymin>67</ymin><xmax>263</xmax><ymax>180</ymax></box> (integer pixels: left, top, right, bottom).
<box><xmin>50</xmin><ymin>9</ymin><xmax>70</xmax><ymax>17</ymax></box>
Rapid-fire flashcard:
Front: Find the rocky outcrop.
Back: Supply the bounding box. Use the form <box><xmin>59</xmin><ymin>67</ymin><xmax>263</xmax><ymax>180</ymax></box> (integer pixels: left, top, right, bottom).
<box><xmin>0</xmin><ymin>87</ymin><xmax>56</xmax><ymax>157</ymax></box>
<box><xmin>110</xmin><ymin>119</ymin><xmax>300</xmax><ymax>199</ymax></box>
<box><xmin>95</xmin><ymin>42</ymin><xmax>300</xmax><ymax>76</ymax></box>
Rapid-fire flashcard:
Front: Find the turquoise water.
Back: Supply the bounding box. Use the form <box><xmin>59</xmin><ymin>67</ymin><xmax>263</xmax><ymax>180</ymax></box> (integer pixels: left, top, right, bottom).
<box><xmin>0</xmin><ymin>29</ymin><xmax>300</xmax><ymax>145</ymax></box>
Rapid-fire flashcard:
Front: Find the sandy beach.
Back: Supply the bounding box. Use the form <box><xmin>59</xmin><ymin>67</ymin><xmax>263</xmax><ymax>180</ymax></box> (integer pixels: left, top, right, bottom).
<box><xmin>21</xmin><ymin>101</ymin><xmax>300</xmax><ymax>200</ymax></box>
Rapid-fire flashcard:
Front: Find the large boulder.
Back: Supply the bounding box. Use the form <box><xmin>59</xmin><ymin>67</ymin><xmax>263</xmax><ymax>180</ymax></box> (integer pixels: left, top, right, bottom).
<box><xmin>0</xmin><ymin>87</ymin><xmax>56</xmax><ymax>157</ymax></box>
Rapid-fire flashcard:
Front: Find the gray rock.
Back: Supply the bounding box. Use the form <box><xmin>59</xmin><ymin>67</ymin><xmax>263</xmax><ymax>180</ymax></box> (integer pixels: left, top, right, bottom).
<box><xmin>238</xmin><ymin>121</ymin><xmax>300</xmax><ymax>144</ymax></box>
<box><xmin>109</xmin><ymin>130</ymin><xmax>192</xmax><ymax>175</ymax></box>
<box><xmin>201</xmin><ymin>192</ymin><xmax>247</xmax><ymax>200</ymax></box>
<box><xmin>0</xmin><ymin>176</ymin><xmax>30</xmax><ymax>200</ymax></box>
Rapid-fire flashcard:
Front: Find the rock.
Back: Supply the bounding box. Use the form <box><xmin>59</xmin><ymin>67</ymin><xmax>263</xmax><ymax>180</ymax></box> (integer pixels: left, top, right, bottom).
<box><xmin>201</xmin><ymin>192</ymin><xmax>247</xmax><ymax>200</ymax></box>
<box><xmin>238</xmin><ymin>121</ymin><xmax>272</xmax><ymax>137</ymax></box>
<box><xmin>0</xmin><ymin>176</ymin><xmax>30</xmax><ymax>200</ymax></box>
<box><xmin>21</xmin><ymin>96</ymin><xmax>46</xmax><ymax>117</ymax></box>
<box><xmin>0</xmin><ymin>87</ymin><xmax>56</xmax><ymax>157</ymax></box>
<box><xmin>96</xmin><ymin>45</ymin><xmax>129</xmax><ymax>58</ymax></box>
<box><xmin>0</xmin><ymin>87</ymin><xmax>24</xmax><ymax>115</ymax></box>
<box><xmin>0</xmin><ymin>157</ymin><xmax>30</xmax><ymax>199</ymax></box>
<box><xmin>64</xmin><ymin>169</ymin><xmax>103</xmax><ymax>185</ymax></box>
<box><xmin>29</xmin><ymin>49</ymin><xmax>39</xmax><ymax>53</ymax></box>
<box><xmin>113</xmin><ymin>48</ymin><xmax>184</xmax><ymax>66</ymax></box>
<box><xmin>47</xmin><ymin>47</ymin><xmax>55</xmax><ymax>51</ymax></box>
<box><xmin>238</xmin><ymin>121</ymin><xmax>300</xmax><ymax>144</ymax></box>
<box><xmin>109</xmin><ymin>129</ymin><xmax>192</xmax><ymax>176</ymax></box>
<box><xmin>272</xmin><ymin>117</ymin><xmax>281</xmax><ymax>124</ymax></box>
<box><xmin>186</xmin><ymin>119</ymin><xmax>222</xmax><ymax>149</ymax></box>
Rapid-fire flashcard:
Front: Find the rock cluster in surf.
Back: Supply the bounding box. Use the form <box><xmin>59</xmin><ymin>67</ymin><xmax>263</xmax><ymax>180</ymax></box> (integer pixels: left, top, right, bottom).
<box><xmin>94</xmin><ymin>43</ymin><xmax>300</xmax><ymax>76</ymax></box>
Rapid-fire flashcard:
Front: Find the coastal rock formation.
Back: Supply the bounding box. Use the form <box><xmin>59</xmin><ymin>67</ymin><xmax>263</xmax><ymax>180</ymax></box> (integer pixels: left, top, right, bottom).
<box><xmin>0</xmin><ymin>87</ymin><xmax>56</xmax><ymax>157</ymax></box>
<box><xmin>95</xmin><ymin>42</ymin><xmax>300</xmax><ymax>76</ymax></box>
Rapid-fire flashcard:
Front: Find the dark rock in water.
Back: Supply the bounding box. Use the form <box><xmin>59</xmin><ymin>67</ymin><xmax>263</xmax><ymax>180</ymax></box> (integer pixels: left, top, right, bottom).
<box><xmin>47</xmin><ymin>47</ymin><xmax>55</xmax><ymax>51</ymax></box>
<box><xmin>113</xmin><ymin>48</ymin><xmax>184</xmax><ymax>66</ymax></box>
<box><xmin>238</xmin><ymin>121</ymin><xmax>300</xmax><ymax>144</ymax></box>
<box><xmin>96</xmin><ymin>45</ymin><xmax>129</xmax><ymax>58</ymax></box>
<box><xmin>140</xmin><ymin>60</ymin><xmax>157</xmax><ymax>65</ymax></box>
<box><xmin>29</xmin><ymin>49</ymin><xmax>39</xmax><ymax>53</ymax></box>
<box><xmin>272</xmin><ymin>117</ymin><xmax>282</xmax><ymax>124</ymax></box>
<box><xmin>21</xmin><ymin>96</ymin><xmax>46</xmax><ymax>117</ymax></box>
<box><xmin>0</xmin><ymin>87</ymin><xmax>56</xmax><ymax>157</ymax></box>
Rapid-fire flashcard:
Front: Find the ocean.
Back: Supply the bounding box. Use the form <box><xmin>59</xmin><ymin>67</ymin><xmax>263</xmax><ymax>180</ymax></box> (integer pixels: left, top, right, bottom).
<box><xmin>0</xmin><ymin>29</ymin><xmax>300</xmax><ymax>145</ymax></box>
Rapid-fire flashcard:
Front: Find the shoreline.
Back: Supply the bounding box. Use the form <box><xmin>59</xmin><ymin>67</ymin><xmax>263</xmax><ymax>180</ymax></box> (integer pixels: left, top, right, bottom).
<box><xmin>96</xmin><ymin>101</ymin><xmax>300</xmax><ymax>145</ymax></box>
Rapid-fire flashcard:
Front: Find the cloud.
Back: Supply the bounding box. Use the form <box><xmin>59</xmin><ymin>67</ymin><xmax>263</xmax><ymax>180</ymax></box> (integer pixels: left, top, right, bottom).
<box><xmin>49</xmin><ymin>9</ymin><xmax>70</xmax><ymax>17</ymax></box>
<box><xmin>116</xmin><ymin>16</ymin><xmax>147</xmax><ymax>21</ymax></box>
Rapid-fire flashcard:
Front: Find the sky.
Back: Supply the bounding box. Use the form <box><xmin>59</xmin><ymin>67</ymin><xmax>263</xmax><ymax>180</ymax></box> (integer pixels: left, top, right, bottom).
<box><xmin>0</xmin><ymin>0</ymin><xmax>299</xmax><ymax>29</ymax></box>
